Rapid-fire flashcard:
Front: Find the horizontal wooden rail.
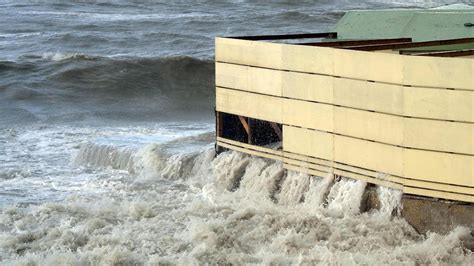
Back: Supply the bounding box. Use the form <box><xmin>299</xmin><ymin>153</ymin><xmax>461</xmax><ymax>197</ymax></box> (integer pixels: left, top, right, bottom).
<box><xmin>216</xmin><ymin>37</ymin><xmax>474</xmax><ymax>90</ymax></box>
<box><xmin>227</xmin><ymin>32</ymin><xmax>337</xmax><ymax>41</ymax></box>
<box><xmin>299</xmin><ymin>37</ymin><xmax>412</xmax><ymax>47</ymax></box>
<box><xmin>216</xmin><ymin>136</ymin><xmax>474</xmax><ymax>202</ymax></box>
<box><xmin>346</xmin><ymin>37</ymin><xmax>474</xmax><ymax>51</ymax></box>
<box><xmin>215</xmin><ymin>36</ymin><xmax>474</xmax><ymax>203</ymax></box>
<box><xmin>216</xmin><ymin>62</ymin><xmax>474</xmax><ymax>123</ymax></box>
<box><xmin>216</xmin><ymin>87</ymin><xmax>473</xmax><ymax>155</ymax></box>
<box><xmin>410</xmin><ymin>49</ymin><xmax>474</xmax><ymax>57</ymax></box>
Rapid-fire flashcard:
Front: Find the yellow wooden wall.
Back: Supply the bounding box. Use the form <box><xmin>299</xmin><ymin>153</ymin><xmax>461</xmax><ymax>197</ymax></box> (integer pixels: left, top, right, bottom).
<box><xmin>215</xmin><ymin>37</ymin><xmax>474</xmax><ymax>203</ymax></box>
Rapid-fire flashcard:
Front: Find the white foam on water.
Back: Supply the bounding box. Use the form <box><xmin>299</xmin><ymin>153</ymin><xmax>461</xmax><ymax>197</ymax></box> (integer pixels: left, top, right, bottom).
<box><xmin>377</xmin><ymin>186</ymin><xmax>403</xmax><ymax>219</ymax></box>
<box><xmin>0</xmin><ymin>32</ymin><xmax>42</xmax><ymax>39</ymax></box>
<box><xmin>1</xmin><ymin>145</ymin><xmax>472</xmax><ymax>264</ymax></box>
<box><xmin>326</xmin><ymin>178</ymin><xmax>367</xmax><ymax>216</ymax></box>
<box><xmin>302</xmin><ymin>173</ymin><xmax>334</xmax><ymax>208</ymax></box>
<box><xmin>41</xmin><ymin>52</ymin><xmax>92</xmax><ymax>61</ymax></box>
<box><xmin>238</xmin><ymin>158</ymin><xmax>284</xmax><ymax>201</ymax></box>
<box><xmin>74</xmin><ymin>143</ymin><xmax>136</xmax><ymax>172</ymax></box>
<box><xmin>276</xmin><ymin>171</ymin><xmax>311</xmax><ymax>205</ymax></box>
<box><xmin>212</xmin><ymin>151</ymin><xmax>250</xmax><ymax>192</ymax></box>
<box><xmin>20</xmin><ymin>11</ymin><xmax>216</xmax><ymax>21</ymax></box>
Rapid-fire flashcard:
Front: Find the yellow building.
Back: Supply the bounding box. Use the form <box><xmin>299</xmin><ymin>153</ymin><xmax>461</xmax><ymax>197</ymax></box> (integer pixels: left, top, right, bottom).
<box><xmin>215</xmin><ymin>9</ymin><xmax>473</xmax><ymax>207</ymax></box>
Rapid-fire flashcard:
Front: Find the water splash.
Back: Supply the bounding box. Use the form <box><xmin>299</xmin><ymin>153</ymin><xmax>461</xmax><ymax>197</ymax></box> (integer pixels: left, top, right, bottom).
<box><xmin>276</xmin><ymin>171</ymin><xmax>311</xmax><ymax>205</ymax></box>
<box><xmin>1</xmin><ymin>149</ymin><xmax>472</xmax><ymax>264</ymax></box>
<box><xmin>238</xmin><ymin>158</ymin><xmax>284</xmax><ymax>201</ymax></box>
<box><xmin>377</xmin><ymin>186</ymin><xmax>403</xmax><ymax>218</ymax></box>
<box><xmin>74</xmin><ymin>143</ymin><xmax>136</xmax><ymax>172</ymax></box>
<box><xmin>302</xmin><ymin>173</ymin><xmax>334</xmax><ymax>207</ymax></box>
<box><xmin>326</xmin><ymin>178</ymin><xmax>367</xmax><ymax>216</ymax></box>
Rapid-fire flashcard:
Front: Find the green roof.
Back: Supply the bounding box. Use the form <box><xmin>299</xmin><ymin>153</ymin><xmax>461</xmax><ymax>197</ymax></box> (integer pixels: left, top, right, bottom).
<box><xmin>335</xmin><ymin>7</ymin><xmax>474</xmax><ymax>42</ymax></box>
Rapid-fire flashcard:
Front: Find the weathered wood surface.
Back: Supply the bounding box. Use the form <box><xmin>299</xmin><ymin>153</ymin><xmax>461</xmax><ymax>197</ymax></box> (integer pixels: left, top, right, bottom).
<box><xmin>216</xmin><ymin>62</ymin><xmax>473</xmax><ymax>123</ymax></box>
<box><xmin>217</xmin><ymin>87</ymin><xmax>473</xmax><ymax>155</ymax></box>
<box><xmin>216</xmin><ymin>37</ymin><xmax>474</xmax><ymax>90</ymax></box>
<box><xmin>215</xmin><ymin>37</ymin><xmax>474</xmax><ymax>202</ymax></box>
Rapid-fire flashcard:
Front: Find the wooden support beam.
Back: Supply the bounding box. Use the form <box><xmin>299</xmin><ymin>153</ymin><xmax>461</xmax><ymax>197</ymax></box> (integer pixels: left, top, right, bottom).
<box><xmin>248</xmin><ymin>118</ymin><xmax>253</xmax><ymax>144</ymax></box>
<box><xmin>270</xmin><ymin>122</ymin><xmax>282</xmax><ymax>141</ymax></box>
<box><xmin>345</xmin><ymin>37</ymin><xmax>474</xmax><ymax>51</ymax></box>
<box><xmin>216</xmin><ymin>111</ymin><xmax>223</xmax><ymax>138</ymax></box>
<box><xmin>215</xmin><ymin>111</ymin><xmax>225</xmax><ymax>155</ymax></box>
<box><xmin>229</xmin><ymin>32</ymin><xmax>337</xmax><ymax>41</ymax></box>
<box><xmin>238</xmin><ymin>116</ymin><xmax>250</xmax><ymax>135</ymax></box>
<box><xmin>299</xmin><ymin>37</ymin><xmax>412</xmax><ymax>47</ymax></box>
<box><xmin>238</xmin><ymin>116</ymin><xmax>252</xmax><ymax>144</ymax></box>
<box><xmin>408</xmin><ymin>49</ymin><xmax>474</xmax><ymax>57</ymax></box>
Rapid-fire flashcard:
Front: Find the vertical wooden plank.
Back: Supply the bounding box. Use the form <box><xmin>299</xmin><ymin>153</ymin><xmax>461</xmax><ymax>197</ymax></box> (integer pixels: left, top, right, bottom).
<box><xmin>333</xmin><ymin>107</ymin><xmax>404</xmax><ymax>145</ymax></box>
<box><xmin>333</xmin><ymin>78</ymin><xmax>403</xmax><ymax>115</ymax></box>
<box><xmin>215</xmin><ymin>62</ymin><xmax>248</xmax><ymax>90</ymax></box>
<box><xmin>248</xmin><ymin>67</ymin><xmax>283</xmax><ymax>96</ymax></box>
<box><xmin>248</xmin><ymin>118</ymin><xmax>253</xmax><ymax>144</ymax></box>
<box><xmin>282</xmin><ymin>99</ymin><xmax>334</xmax><ymax>132</ymax></box>
<box><xmin>281</xmin><ymin>43</ymin><xmax>335</xmax><ymax>75</ymax></box>
<box><xmin>402</xmin><ymin>55</ymin><xmax>474</xmax><ymax>90</ymax></box>
<box><xmin>333</xmin><ymin>48</ymin><xmax>403</xmax><ymax>84</ymax></box>
<box><xmin>283</xmin><ymin>126</ymin><xmax>334</xmax><ymax>161</ymax></box>
<box><xmin>403</xmin><ymin>86</ymin><xmax>473</xmax><ymax>122</ymax></box>
<box><xmin>281</xmin><ymin>71</ymin><xmax>334</xmax><ymax>104</ymax></box>
<box><xmin>216</xmin><ymin>87</ymin><xmax>283</xmax><ymax>123</ymax></box>
<box><xmin>403</xmin><ymin>119</ymin><xmax>473</xmax><ymax>155</ymax></box>
<box><xmin>238</xmin><ymin>115</ymin><xmax>252</xmax><ymax>144</ymax></box>
<box><xmin>403</xmin><ymin>150</ymin><xmax>473</xmax><ymax>186</ymax></box>
<box><xmin>270</xmin><ymin>122</ymin><xmax>282</xmax><ymax>140</ymax></box>
<box><xmin>334</xmin><ymin>135</ymin><xmax>404</xmax><ymax>177</ymax></box>
<box><xmin>216</xmin><ymin>111</ymin><xmax>223</xmax><ymax>138</ymax></box>
<box><xmin>216</xmin><ymin>37</ymin><xmax>283</xmax><ymax>69</ymax></box>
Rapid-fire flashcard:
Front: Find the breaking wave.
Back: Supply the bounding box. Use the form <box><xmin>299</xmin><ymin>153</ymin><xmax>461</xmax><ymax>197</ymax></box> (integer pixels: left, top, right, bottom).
<box><xmin>18</xmin><ymin>10</ymin><xmax>216</xmax><ymax>21</ymax></box>
<box><xmin>0</xmin><ymin>56</ymin><xmax>215</xmax><ymax>124</ymax></box>
<box><xmin>254</xmin><ymin>9</ymin><xmax>344</xmax><ymax>24</ymax></box>
<box><xmin>2</xmin><ymin>0</ymin><xmax>473</xmax><ymax>264</ymax></box>
<box><xmin>41</xmin><ymin>52</ymin><xmax>95</xmax><ymax>62</ymax></box>
<box><xmin>74</xmin><ymin>132</ymin><xmax>215</xmax><ymax>178</ymax></box>
<box><xmin>1</xmin><ymin>145</ymin><xmax>472</xmax><ymax>264</ymax></box>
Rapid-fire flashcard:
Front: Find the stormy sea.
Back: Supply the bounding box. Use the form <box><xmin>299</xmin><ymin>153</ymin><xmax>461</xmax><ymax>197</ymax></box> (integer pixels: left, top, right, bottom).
<box><xmin>0</xmin><ymin>0</ymin><xmax>472</xmax><ymax>264</ymax></box>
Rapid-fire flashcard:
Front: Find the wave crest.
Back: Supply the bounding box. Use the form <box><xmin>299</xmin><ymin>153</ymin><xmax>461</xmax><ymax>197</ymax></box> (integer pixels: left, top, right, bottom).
<box><xmin>41</xmin><ymin>52</ymin><xmax>95</xmax><ymax>62</ymax></box>
<box><xmin>0</xmin><ymin>56</ymin><xmax>215</xmax><ymax>123</ymax></box>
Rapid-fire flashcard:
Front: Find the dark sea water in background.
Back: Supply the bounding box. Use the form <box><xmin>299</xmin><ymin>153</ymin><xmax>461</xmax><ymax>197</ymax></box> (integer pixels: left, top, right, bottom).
<box><xmin>0</xmin><ymin>1</ymin><xmax>472</xmax><ymax>264</ymax></box>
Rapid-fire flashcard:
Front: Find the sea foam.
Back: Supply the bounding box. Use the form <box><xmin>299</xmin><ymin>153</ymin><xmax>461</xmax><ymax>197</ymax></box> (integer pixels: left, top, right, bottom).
<box><xmin>1</xmin><ymin>147</ymin><xmax>472</xmax><ymax>265</ymax></box>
